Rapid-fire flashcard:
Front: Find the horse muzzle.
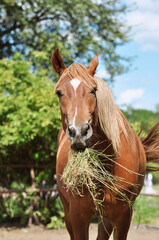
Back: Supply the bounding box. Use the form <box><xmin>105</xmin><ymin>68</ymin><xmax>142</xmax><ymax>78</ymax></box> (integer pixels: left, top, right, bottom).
<box><xmin>66</xmin><ymin>123</ymin><xmax>93</xmax><ymax>151</ymax></box>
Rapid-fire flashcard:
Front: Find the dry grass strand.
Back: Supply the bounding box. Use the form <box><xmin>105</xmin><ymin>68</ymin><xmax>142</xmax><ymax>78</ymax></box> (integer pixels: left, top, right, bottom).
<box><xmin>62</xmin><ymin>148</ymin><xmax>140</xmax><ymax>216</ymax></box>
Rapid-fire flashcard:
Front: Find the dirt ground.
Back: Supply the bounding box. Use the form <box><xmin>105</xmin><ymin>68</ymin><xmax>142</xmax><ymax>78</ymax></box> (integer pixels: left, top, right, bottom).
<box><xmin>0</xmin><ymin>224</ymin><xmax>159</xmax><ymax>240</ymax></box>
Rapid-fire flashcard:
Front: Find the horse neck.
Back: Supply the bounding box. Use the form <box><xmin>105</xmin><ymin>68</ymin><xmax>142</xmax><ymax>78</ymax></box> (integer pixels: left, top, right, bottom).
<box><xmin>90</xmin><ymin>123</ymin><xmax>114</xmax><ymax>156</ymax></box>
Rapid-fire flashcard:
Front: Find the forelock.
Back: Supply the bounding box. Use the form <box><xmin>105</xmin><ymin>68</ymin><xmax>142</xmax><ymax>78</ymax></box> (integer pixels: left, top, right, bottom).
<box><xmin>55</xmin><ymin>63</ymin><xmax>96</xmax><ymax>91</ymax></box>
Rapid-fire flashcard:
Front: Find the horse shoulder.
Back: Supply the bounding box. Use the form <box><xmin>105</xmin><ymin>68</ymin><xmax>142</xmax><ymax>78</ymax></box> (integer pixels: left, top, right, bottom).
<box><xmin>113</xmin><ymin>130</ymin><xmax>146</xmax><ymax>187</ymax></box>
<box><xmin>56</xmin><ymin>128</ymin><xmax>70</xmax><ymax>176</ymax></box>
<box><xmin>57</xmin><ymin>127</ymin><xmax>64</xmax><ymax>148</ymax></box>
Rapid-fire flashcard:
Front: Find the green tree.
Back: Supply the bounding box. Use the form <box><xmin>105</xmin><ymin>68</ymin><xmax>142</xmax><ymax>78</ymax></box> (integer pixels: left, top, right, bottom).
<box><xmin>0</xmin><ymin>53</ymin><xmax>62</xmax><ymax>225</ymax></box>
<box><xmin>123</xmin><ymin>106</ymin><xmax>159</xmax><ymax>185</ymax></box>
<box><xmin>155</xmin><ymin>103</ymin><xmax>159</xmax><ymax>113</ymax></box>
<box><xmin>0</xmin><ymin>0</ymin><xmax>131</xmax><ymax>82</ymax></box>
<box><xmin>0</xmin><ymin>53</ymin><xmax>61</xmax><ymax>187</ymax></box>
<box><xmin>122</xmin><ymin>107</ymin><xmax>159</xmax><ymax>128</ymax></box>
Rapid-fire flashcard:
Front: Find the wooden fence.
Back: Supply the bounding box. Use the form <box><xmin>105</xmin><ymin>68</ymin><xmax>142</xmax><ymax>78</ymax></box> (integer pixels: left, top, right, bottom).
<box><xmin>0</xmin><ymin>164</ymin><xmax>57</xmax><ymax>226</ymax></box>
<box><xmin>0</xmin><ymin>164</ymin><xmax>159</xmax><ymax>225</ymax></box>
<box><xmin>140</xmin><ymin>192</ymin><xmax>159</xmax><ymax>197</ymax></box>
<box><xmin>0</xmin><ymin>164</ymin><xmax>57</xmax><ymax>194</ymax></box>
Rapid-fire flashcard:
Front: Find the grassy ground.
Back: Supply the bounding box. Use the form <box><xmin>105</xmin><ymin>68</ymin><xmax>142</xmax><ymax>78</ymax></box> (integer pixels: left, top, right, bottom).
<box><xmin>133</xmin><ymin>185</ymin><xmax>159</xmax><ymax>225</ymax></box>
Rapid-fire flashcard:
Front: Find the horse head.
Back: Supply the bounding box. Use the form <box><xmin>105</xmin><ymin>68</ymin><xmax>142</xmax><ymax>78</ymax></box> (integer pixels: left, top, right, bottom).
<box><xmin>52</xmin><ymin>48</ymin><xmax>99</xmax><ymax>151</ymax></box>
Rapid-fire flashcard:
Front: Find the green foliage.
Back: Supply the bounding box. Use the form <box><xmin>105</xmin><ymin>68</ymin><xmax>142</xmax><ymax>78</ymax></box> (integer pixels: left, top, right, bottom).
<box><xmin>122</xmin><ymin>106</ymin><xmax>159</xmax><ymax>128</ymax></box>
<box><xmin>46</xmin><ymin>198</ymin><xmax>65</xmax><ymax>229</ymax></box>
<box><xmin>0</xmin><ymin>193</ymin><xmax>65</xmax><ymax>227</ymax></box>
<box><xmin>152</xmin><ymin>172</ymin><xmax>159</xmax><ymax>184</ymax></box>
<box><xmin>0</xmin><ymin>53</ymin><xmax>60</xmax><ymax>166</ymax></box>
<box><xmin>131</xmin><ymin>121</ymin><xmax>142</xmax><ymax>134</ymax></box>
<box><xmin>0</xmin><ymin>54</ymin><xmax>62</xmax><ymax>225</ymax></box>
<box><xmin>133</xmin><ymin>195</ymin><xmax>159</xmax><ymax>225</ymax></box>
<box><xmin>47</xmin><ymin>216</ymin><xmax>65</xmax><ymax>229</ymax></box>
<box><xmin>155</xmin><ymin>103</ymin><xmax>159</xmax><ymax>113</ymax></box>
<box><xmin>0</xmin><ymin>0</ymin><xmax>131</xmax><ymax>82</ymax></box>
<box><xmin>123</xmin><ymin>106</ymin><xmax>159</xmax><ymax>183</ymax></box>
<box><xmin>0</xmin><ymin>193</ymin><xmax>30</xmax><ymax>224</ymax></box>
<box><xmin>33</xmin><ymin>195</ymin><xmax>64</xmax><ymax>227</ymax></box>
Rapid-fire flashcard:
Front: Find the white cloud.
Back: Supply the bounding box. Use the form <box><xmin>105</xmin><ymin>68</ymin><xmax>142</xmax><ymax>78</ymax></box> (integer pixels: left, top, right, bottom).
<box><xmin>117</xmin><ymin>88</ymin><xmax>144</xmax><ymax>105</ymax></box>
<box><xmin>115</xmin><ymin>75</ymin><xmax>131</xmax><ymax>83</ymax></box>
<box><xmin>96</xmin><ymin>69</ymin><xmax>110</xmax><ymax>79</ymax></box>
<box><xmin>133</xmin><ymin>103</ymin><xmax>143</xmax><ymax>109</ymax></box>
<box><xmin>140</xmin><ymin>43</ymin><xmax>157</xmax><ymax>52</ymax></box>
<box><xmin>125</xmin><ymin>0</ymin><xmax>159</xmax><ymax>11</ymax></box>
<box><xmin>125</xmin><ymin>0</ymin><xmax>159</xmax><ymax>51</ymax></box>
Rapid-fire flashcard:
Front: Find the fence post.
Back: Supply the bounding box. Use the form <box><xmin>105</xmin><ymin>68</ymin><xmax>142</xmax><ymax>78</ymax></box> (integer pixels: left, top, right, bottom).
<box><xmin>28</xmin><ymin>167</ymin><xmax>36</xmax><ymax>227</ymax></box>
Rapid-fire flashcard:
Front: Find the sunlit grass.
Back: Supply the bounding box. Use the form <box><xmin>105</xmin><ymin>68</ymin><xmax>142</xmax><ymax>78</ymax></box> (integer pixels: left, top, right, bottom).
<box><xmin>133</xmin><ymin>194</ymin><xmax>159</xmax><ymax>225</ymax></box>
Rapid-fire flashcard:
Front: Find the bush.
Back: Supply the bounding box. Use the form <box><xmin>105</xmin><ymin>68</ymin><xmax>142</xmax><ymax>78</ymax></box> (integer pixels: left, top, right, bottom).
<box><xmin>0</xmin><ymin>53</ymin><xmax>61</xmax><ymax>225</ymax></box>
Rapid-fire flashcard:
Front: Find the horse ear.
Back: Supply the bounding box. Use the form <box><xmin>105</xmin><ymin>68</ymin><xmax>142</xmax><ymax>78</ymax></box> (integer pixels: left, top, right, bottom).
<box><xmin>87</xmin><ymin>53</ymin><xmax>99</xmax><ymax>76</ymax></box>
<box><xmin>52</xmin><ymin>48</ymin><xmax>66</xmax><ymax>75</ymax></box>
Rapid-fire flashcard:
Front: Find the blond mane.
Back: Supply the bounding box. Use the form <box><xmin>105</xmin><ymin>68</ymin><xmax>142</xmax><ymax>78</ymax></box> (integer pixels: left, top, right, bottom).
<box><xmin>94</xmin><ymin>76</ymin><xmax>131</xmax><ymax>152</ymax></box>
<box><xmin>56</xmin><ymin>63</ymin><xmax>132</xmax><ymax>153</ymax></box>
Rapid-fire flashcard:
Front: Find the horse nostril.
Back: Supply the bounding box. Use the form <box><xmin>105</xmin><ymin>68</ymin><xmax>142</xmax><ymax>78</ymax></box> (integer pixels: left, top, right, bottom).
<box><xmin>81</xmin><ymin>123</ymin><xmax>90</xmax><ymax>136</ymax></box>
<box><xmin>68</xmin><ymin>125</ymin><xmax>76</xmax><ymax>138</ymax></box>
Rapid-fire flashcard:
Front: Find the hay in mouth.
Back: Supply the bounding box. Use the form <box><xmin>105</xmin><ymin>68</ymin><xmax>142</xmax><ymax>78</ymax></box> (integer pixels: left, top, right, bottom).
<box><xmin>62</xmin><ymin>148</ymin><xmax>140</xmax><ymax>216</ymax></box>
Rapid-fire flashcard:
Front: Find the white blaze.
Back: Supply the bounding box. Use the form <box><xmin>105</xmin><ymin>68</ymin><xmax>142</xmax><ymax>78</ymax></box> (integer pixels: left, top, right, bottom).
<box><xmin>72</xmin><ymin>108</ymin><xmax>77</xmax><ymax>126</ymax></box>
<box><xmin>70</xmin><ymin>78</ymin><xmax>81</xmax><ymax>126</ymax></box>
<box><xmin>70</xmin><ymin>78</ymin><xmax>81</xmax><ymax>92</ymax></box>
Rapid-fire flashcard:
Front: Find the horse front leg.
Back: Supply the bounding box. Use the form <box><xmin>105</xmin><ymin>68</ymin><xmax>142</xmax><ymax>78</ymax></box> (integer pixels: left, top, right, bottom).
<box><xmin>69</xmin><ymin>203</ymin><xmax>93</xmax><ymax>240</ymax></box>
<box><xmin>58</xmin><ymin>189</ymin><xmax>74</xmax><ymax>240</ymax></box>
<box><xmin>96</xmin><ymin>217</ymin><xmax>113</xmax><ymax>240</ymax></box>
<box><xmin>113</xmin><ymin>206</ymin><xmax>133</xmax><ymax>240</ymax></box>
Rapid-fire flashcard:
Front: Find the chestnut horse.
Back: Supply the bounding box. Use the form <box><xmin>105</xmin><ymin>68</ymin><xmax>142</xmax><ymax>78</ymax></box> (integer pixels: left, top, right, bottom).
<box><xmin>52</xmin><ymin>48</ymin><xmax>159</xmax><ymax>240</ymax></box>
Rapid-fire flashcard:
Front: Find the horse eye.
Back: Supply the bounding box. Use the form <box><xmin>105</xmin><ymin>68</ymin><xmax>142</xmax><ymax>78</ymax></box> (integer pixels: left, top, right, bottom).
<box><xmin>91</xmin><ymin>87</ymin><xmax>97</xmax><ymax>96</ymax></box>
<box><xmin>56</xmin><ymin>90</ymin><xmax>63</xmax><ymax>98</ymax></box>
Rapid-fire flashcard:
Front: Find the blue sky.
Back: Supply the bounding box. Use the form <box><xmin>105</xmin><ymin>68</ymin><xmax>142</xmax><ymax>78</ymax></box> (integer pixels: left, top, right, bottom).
<box><xmin>96</xmin><ymin>0</ymin><xmax>159</xmax><ymax>112</ymax></box>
